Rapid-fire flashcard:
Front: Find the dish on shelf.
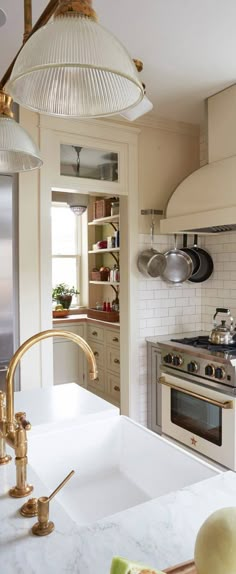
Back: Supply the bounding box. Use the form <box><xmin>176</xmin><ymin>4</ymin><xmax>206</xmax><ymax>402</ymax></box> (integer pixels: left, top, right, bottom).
<box><xmin>96</xmin><ymin>240</ymin><xmax>107</xmax><ymax>249</ymax></box>
<box><xmin>87</xmin><ymin>308</ymin><xmax>119</xmax><ymax>322</ymax></box>
<box><xmin>52</xmin><ymin>310</ymin><xmax>69</xmax><ymax>318</ymax></box>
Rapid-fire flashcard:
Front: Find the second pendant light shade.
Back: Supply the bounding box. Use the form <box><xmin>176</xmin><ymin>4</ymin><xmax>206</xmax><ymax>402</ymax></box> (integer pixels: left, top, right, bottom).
<box><xmin>7</xmin><ymin>10</ymin><xmax>144</xmax><ymax>118</ymax></box>
<box><xmin>0</xmin><ymin>91</ymin><xmax>42</xmax><ymax>173</ymax></box>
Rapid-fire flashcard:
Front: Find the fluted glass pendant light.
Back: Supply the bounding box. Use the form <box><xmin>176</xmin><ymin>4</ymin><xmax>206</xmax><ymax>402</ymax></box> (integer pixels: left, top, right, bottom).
<box><xmin>6</xmin><ymin>0</ymin><xmax>144</xmax><ymax>118</ymax></box>
<box><xmin>0</xmin><ymin>90</ymin><xmax>42</xmax><ymax>173</ymax></box>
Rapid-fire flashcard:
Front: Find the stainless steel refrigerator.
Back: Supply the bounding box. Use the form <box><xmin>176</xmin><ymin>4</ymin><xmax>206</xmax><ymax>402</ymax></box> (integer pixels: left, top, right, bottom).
<box><xmin>0</xmin><ymin>174</ymin><xmax>19</xmax><ymax>392</ymax></box>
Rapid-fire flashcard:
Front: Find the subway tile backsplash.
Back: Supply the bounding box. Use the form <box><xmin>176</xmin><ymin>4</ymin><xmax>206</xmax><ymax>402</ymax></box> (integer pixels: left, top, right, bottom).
<box><xmin>138</xmin><ymin>231</ymin><xmax>236</xmax><ymax>425</ymax></box>
<box><xmin>201</xmin><ymin>232</ymin><xmax>236</xmax><ymax>331</ymax></box>
<box><xmin>138</xmin><ymin>233</ymin><xmax>201</xmax><ymax>425</ymax></box>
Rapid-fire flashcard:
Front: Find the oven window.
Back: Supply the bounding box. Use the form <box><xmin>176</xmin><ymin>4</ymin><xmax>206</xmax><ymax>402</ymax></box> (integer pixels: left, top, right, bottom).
<box><xmin>171</xmin><ymin>389</ymin><xmax>222</xmax><ymax>446</ymax></box>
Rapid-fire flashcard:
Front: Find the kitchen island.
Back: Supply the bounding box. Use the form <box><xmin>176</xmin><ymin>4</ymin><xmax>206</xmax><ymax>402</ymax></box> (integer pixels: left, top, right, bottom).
<box><xmin>1</xmin><ymin>385</ymin><xmax>235</xmax><ymax>574</ymax></box>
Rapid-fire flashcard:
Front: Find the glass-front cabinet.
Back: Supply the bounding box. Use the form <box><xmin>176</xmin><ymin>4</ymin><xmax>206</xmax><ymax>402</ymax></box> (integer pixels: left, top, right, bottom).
<box><xmin>41</xmin><ymin>123</ymin><xmax>128</xmax><ymax>197</ymax></box>
<box><xmin>60</xmin><ymin>144</ymin><xmax>118</xmax><ymax>182</ymax></box>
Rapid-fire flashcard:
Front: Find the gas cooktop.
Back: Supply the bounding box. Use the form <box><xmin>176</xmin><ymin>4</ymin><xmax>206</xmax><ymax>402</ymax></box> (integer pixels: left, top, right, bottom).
<box><xmin>171</xmin><ymin>336</ymin><xmax>236</xmax><ymax>355</ymax></box>
<box><xmin>157</xmin><ymin>334</ymin><xmax>236</xmax><ymax>392</ymax></box>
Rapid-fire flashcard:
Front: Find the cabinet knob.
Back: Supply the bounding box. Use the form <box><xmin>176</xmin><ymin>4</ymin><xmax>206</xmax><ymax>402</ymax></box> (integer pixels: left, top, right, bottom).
<box><xmin>92</xmin><ymin>331</ymin><xmax>98</xmax><ymax>336</ymax></box>
<box><xmin>112</xmin><ymin>337</ymin><xmax>119</xmax><ymax>343</ymax></box>
<box><xmin>114</xmin><ymin>385</ymin><xmax>120</xmax><ymax>392</ymax></box>
<box><xmin>114</xmin><ymin>358</ymin><xmax>120</xmax><ymax>365</ymax></box>
<box><xmin>94</xmin><ymin>351</ymin><xmax>99</xmax><ymax>357</ymax></box>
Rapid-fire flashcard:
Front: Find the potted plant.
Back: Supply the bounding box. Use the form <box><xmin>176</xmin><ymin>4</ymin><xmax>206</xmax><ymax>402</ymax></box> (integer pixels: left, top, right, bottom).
<box><xmin>52</xmin><ymin>283</ymin><xmax>79</xmax><ymax>309</ymax></box>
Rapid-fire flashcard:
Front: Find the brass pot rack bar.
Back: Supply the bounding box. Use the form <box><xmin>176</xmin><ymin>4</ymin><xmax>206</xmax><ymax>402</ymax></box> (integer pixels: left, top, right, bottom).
<box><xmin>0</xmin><ymin>0</ymin><xmax>59</xmax><ymax>89</ymax></box>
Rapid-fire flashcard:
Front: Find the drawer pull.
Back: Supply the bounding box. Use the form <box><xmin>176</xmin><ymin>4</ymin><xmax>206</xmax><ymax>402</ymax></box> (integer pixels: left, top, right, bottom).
<box><xmin>112</xmin><ymin>337</ymin><xmax>119</xmax><ymax>343</ymax></box>
<box><xmin>94</xmin><ymin>351</ymin><xmax>99</xmax><ymax>357</ymax></box>
<box><xmin>95</xmin><ymin>377</ymin><xmax>99</xmax><ymax>382</ymax></box>
<box><xmin>114</xmin><ymin>385</ymin><xmax>120</xmax><ymax>392</ymax></box>
<box><xmin>92</xmin><ymin>331</ymin><xmax>98</xmax><ymax>336</ymax></box>
<box><xmin>114</xmin><ymin>358</ymin><xmax>120</xmax><ymax>365</ymax></box>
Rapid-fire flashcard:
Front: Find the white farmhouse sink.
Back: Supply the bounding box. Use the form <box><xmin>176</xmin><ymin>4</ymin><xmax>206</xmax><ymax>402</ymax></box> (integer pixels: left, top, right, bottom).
<box><xmin>29</xmin><ymin>416</ymin><xmax>219</xmax><ymax>525</ymax></box>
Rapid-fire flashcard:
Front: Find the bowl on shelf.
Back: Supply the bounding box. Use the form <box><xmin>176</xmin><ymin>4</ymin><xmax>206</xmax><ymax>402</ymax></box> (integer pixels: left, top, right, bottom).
<box><xmin>52</xmin><ymin>310</ymin><xmax>69</xmax><ymax>318</ymax></box>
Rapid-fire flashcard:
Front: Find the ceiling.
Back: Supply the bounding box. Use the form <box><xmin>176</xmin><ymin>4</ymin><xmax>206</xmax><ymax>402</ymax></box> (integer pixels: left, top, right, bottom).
<box><xmin>0</xmin><ymin>0</ymin><xmax>236</xmax><ymax>124</ymax></box>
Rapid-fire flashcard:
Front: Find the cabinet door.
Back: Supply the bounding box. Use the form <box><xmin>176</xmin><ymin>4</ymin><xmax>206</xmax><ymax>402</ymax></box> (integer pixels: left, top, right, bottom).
<box><xmin>53</xmin><ymin>323</ymin><xmax>86</xmax><ymax>387</ymax></box>
<box><xmin>88</xmin><ymin>368</ymin><xmax>105</xmax><ymax>394</ymax></box>
<box><xmin>106</xmin><ymin>371</ymin><xmax>120</xmax><ymax>404</ymax></box>
<box><xmin>105</xmin><ymin>329</ymin><xmax>120</xmax><ymax>348</ymax></box>
<box><xmin>87</xmin><ymin>340</ymin><xmax>105</xmax><ymax>369</ymax></box>
<box><xmin>87</xmin><ymin>323</ymin><xmax>104</xmax><ymax>343</ymax></box>
<box><xmin>147</xmin><ymin>345</ymin><xmax>162</xmax><ymax>434</ymax></box>
<box><xmin>106</xmin><ymin>346</ymin><xmax>120</xmax><ymax>374</ymax></box>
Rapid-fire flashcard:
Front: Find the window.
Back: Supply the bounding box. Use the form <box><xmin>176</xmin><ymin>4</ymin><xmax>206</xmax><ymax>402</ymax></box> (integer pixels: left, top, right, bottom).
<box><xmin>51</xmin><ymin>203</ymin><xmax>81</xmax><ymax>306</ymax></box>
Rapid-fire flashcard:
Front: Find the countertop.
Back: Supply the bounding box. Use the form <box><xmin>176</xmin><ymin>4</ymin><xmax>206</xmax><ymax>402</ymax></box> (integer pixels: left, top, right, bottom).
<box><xmin>1</xmin><ymin>461</ymin><xmax>236</xmax><ymax>573</ymax></box>
<box><xmin>53</xmin><ymin>313</ymin><xmax>120</xmax><ymax>327</ymax></box>
<box><xmin>2</xmin><ymin>384</ymin><xmax>235</xmax><ymax>574</ymax></box>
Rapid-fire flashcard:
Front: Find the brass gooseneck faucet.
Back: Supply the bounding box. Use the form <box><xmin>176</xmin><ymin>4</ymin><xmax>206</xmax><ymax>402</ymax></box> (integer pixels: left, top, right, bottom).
<box><xmin>0</xmin><ymin>329</ymin><xmax>98</xmax><ymax>498</ymax></box>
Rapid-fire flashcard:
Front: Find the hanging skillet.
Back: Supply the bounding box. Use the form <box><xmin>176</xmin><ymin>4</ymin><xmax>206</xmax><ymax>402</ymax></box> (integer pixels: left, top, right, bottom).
<box><xmin>137</xmin><ymin>220</ymin><xmax>166</xmax><ymax>278</ymax></box>
<box><xmin>188</xmin><ymin>235</ymin><xmax>213</xmax><ymax>283</ymax></box>
<box><xmin>181</xmin><ymin>234</ymin><xmax>201</xmax><ymax>276</ymax></box>
<box><xmin>161</xmin><ymin>235</ymin><xmax>193</xmax><ymax>284</ymax></box>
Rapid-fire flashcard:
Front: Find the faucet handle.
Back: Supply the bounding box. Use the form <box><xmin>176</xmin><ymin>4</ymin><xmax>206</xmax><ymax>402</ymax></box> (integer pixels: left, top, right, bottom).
<box><xmin>15</xmin><ymin>412</ymin><xmax>31</xmax><ymax>431</ymax></box>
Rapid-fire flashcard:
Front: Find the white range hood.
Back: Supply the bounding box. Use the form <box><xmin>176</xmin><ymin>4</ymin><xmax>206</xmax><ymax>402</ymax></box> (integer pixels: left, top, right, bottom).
<box><xmin>160</xmin><ymin>84</ymin><xmax>236</xmax><ymax>234</ymax></box>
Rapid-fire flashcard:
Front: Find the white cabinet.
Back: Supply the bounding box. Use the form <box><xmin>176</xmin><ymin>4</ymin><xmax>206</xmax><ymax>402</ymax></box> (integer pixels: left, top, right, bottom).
<box><xmin>53</xmin><ymin>323</ymin><xmax>87</xmax><ymax>387</ymax></box>
<box><xmin>87</xmin><ymin>321</ymin><xmax>120</xmax><ymax>406</ymax></box>
<box><xmin>52</xmin><ymin>320</ymin><xmax>120</xmax><ymax>405</ymax></box>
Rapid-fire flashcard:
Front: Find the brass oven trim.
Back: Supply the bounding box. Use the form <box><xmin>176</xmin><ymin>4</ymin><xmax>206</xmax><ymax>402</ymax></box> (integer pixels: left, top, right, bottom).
<box><xmin>159</xmin><ymin>376</ymin><xmax>233</xmax><ymax>409</ymax></box>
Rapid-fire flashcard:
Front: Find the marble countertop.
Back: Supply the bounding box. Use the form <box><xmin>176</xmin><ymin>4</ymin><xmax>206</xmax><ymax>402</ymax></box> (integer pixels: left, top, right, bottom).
<box><xmin>2</xmin><ymin>384</ymin><xmax>236</xmax><ymax>574</ymax></box>
<box><xmin>1</xmin><ymin>461</ymin><xmax>236</xmax><ymax>574</ymax></box>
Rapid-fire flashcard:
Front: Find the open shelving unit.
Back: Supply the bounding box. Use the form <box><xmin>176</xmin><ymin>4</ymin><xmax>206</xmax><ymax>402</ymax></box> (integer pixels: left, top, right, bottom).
<box><xmin>88</xmin><ymin>214</ymin><xmax>120</xmax><ymax>227</ymax></box>
<box><xmin>88</xmin><ymin>203</ymin><xmax>120</xmax><ymax>305</ymax></box>
<box><xmin>88</xmin><ymin>247</ymin><xmax>120</xmax><ymax>254</ymax></box>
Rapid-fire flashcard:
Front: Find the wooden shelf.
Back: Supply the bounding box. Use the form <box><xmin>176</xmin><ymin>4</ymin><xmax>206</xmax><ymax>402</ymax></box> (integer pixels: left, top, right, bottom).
<box><xmin>88</xmin><ymin>214</ymin><xmax>120</xmax><ymax>226</ymax></box>
<box><xmin>89</xmin><ymin>281</ymin><xmax>120</xmax><ymax>285</ymax></box>
<box><xmin>88</xmin><ymin>248</ymin><xmax>120</xmax><ymax>254</ymax></box>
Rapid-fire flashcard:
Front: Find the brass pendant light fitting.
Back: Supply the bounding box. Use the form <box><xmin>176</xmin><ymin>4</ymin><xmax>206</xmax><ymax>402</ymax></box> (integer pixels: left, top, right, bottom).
<box><xmin>0</xmin><ymin>91</ymin><xmax>14</xmax><ymax>118</ymax></box>
<box><xmin>55</xmin><ymin>0</ymin><xmax>97</xmax><ymax>21</ymax></box>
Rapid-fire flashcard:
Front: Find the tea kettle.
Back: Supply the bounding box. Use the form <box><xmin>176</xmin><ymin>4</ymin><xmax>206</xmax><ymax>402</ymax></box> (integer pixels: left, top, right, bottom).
<box><xmin>209</xmin><ymin>308</ymin><xmax>235</xmax><ymax>345</ymax></box>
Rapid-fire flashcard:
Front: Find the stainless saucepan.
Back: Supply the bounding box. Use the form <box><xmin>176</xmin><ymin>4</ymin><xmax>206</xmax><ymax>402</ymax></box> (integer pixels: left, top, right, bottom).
<box><xmin>161</xmin><ymin>235</ymin><xmax>193</xmax><ymax>284</ymax></box>
<box><xmin>137</xmin><ymin>221</ymin><xmax>166</xmax><ymax>278</ymax></box>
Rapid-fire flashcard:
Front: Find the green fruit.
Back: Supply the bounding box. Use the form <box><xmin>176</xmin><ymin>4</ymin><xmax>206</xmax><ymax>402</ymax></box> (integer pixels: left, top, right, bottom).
<box><xmin>194</xmin><ymin>507</ymin><xmax>236</xmax><ymax>574</ymax></box>
<box><xmin>110</xmin><ymin>556</ymin><xmax>163</xmax><ymax>574</ymax></box>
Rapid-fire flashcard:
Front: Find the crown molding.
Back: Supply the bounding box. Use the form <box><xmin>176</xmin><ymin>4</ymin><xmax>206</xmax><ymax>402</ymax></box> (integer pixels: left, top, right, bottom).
<box><xmin>109</xmin><ymin>112</ymin><xmax>200</xmax><ymax>137</ymax></box>
<box><xmin>21</xmin><ymin>105</ymin><xmax>199</xmax><ymax>139</ymax></box>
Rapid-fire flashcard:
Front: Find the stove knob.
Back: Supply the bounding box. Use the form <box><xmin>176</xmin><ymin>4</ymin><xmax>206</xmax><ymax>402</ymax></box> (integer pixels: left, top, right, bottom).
<box><xmin>173</xmin><ymin>355</ymin><xmax>183</xmax><ymax>367</ymax></box>
<box><xmin>187</xmin><ymin>361</ymin><xmax>198</xmax><ymax>373</ymax></box>
<box><xmin>215</xmin><ymin>367</ymin><xmax>226</xmax><ymax>380</ymax></box>
<box><xmin>163</xmin><ymin>353</ymin><xmax>173</xmax><ymax>365</ymax></box>
<box><xmin>205</xmin><ymin>364</ymin><xmax>215</xmax><ymax>377</ymax></box>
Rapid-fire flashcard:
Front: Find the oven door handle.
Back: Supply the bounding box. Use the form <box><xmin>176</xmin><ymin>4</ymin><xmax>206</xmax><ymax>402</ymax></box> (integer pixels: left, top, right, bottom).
<box><xmin>159</xmin><ymin>376</ymin><xmax>233</xmax><ymax>409</ymax></box>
